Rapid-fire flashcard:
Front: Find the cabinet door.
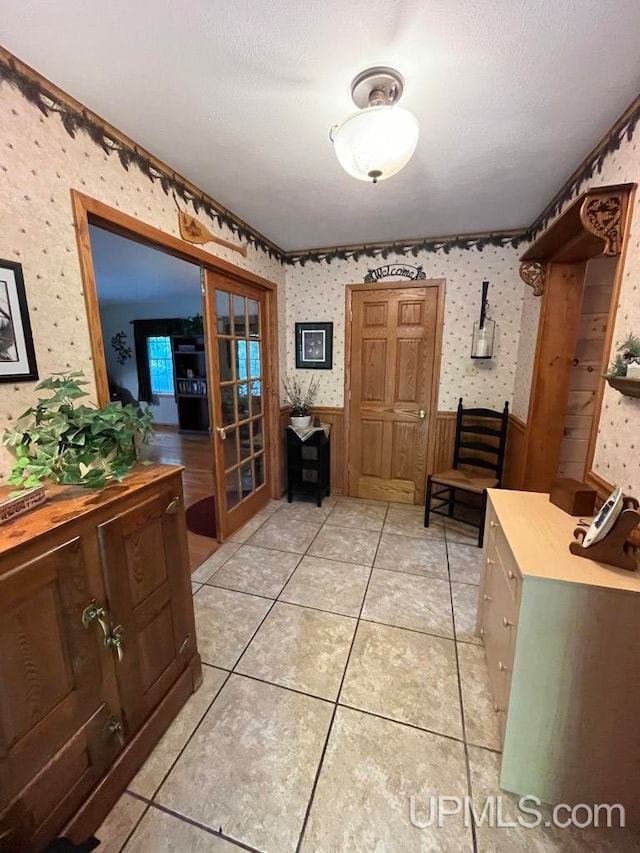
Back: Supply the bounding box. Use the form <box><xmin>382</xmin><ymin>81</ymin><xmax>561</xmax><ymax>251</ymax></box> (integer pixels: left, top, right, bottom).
<box><xmin>97</xmin><ymin>481</ymin><xmax>196</xmax><ymax>733</ymax></box>
<box><xmin>0</xmin><ymin>537</ymin><xmax>121</xmax><ymax>850</ymax></box>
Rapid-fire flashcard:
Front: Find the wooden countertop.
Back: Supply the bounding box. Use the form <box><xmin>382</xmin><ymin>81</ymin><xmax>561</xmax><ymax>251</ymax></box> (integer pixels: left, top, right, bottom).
<box><xmin>0</xmin><ymin>463</ymin><xmax>183</xmax><ymax>557</ymax></box>
<box><xmin>488</xmin><ymin>489</ymin><xmax>640</xmax><ymax>593</ymax></box>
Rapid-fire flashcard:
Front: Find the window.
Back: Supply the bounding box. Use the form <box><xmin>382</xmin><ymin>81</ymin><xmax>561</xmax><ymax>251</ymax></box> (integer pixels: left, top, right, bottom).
<box><xmin>147</xmin><ymin>336</ymin><xmax>175</xmax><ymax>394</ymax></box>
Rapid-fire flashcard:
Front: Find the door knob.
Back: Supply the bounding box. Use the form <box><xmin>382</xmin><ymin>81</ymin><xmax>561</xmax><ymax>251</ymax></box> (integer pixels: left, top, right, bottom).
<box><xmin>216</xmin><ymin>426</ymin><xmax>227</xmax><ymax>439</ymax></box>
<box><xmin>418</xmin><ymin>409</ymin><xmax>426</xmax><ymax>419</ymax></box>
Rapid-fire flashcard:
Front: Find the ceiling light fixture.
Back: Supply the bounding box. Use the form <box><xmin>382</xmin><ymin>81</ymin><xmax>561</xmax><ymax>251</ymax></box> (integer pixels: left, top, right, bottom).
<box><xmin>330</xmin><ymin>66</ymin><xmax>419</xmax><ymax>184</ymax></box>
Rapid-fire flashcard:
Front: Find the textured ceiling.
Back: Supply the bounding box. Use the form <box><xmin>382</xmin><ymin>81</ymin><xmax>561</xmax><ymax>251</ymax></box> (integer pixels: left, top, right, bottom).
<box><xmin>3</xmin><ymin>1</ymin><xmax>640</xmax><ymax>251</ymax></box>
<box><xmin>90</xmin><ymin>226</ymin><xmax>200</xmax><ymax>304</ymax></box>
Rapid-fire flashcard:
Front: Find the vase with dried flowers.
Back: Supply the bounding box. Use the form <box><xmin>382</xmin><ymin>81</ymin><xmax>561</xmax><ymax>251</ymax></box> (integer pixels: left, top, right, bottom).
<box><xmin>607</xmin><ymin>332</ymin><xmax>640</xmax><ymax>379</ymax></box>
<box><xmin>281</xmin><ymin>374</ymin><xmax>320</xmax><ymax>427</ymax></box>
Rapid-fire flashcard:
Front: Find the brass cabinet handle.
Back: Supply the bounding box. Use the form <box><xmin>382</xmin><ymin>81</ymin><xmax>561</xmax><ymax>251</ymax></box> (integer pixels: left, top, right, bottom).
<box><xmin>105</xmin><ymin>716</ymin><xmax>125</xmax><ymax>746</ymax></box>
<box><xmin>82</xmin><ymin>600</ymin><xmax>124</xmax><ymax>663</ymax></box>
<box><xmin>493</xmin><ymin>702</ymin><xmax>503</xmax><ymax>713</ymax></box>
<box><xmin>498</xmin><ymin>660</ymin><xmax>508</xmax><ymax>672</ymax></box>
<box><xmin>483</xmin><ymin>593</ymin><xmax>491</xmax><ymax>601</ymax></box>
<box><xmin>165</xmin><ymin>497</ymin><xmax>181</xmax><ymax>515</ymax></box>
<box><xmin>486</xmin><ymin>558</ymin><xmax>495</xmax><ymax>566</ymax></box>
<box><xmin>490</xmin><ymin>520</ymin><xmax>500</xmax><ymax>529</ymax></box>
<box><xmin>479</xmin><ymin>627</ymin><xmax>486</xmax><ymax>637</ymax></box>
<box><xmin>178</xmin><ymin>633</ymin><xmax>192</xmax><ymax>655</ymax></box>
<box><xmin>503</xmin><ymin>617</ymin><xmax>513</xmax><ymax>628</ymax></box>
<box><xmin>508</xmin><ymin>570</ymin><xmax>516</xmax><ymax>580</ymax></box>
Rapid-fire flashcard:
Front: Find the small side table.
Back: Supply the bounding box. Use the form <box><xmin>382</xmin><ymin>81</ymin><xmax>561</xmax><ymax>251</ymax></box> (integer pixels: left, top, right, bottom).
<box><xmin>286</xmin><ymin>424</ymin><xmax>331</xmax><ymax>507</ymax></box>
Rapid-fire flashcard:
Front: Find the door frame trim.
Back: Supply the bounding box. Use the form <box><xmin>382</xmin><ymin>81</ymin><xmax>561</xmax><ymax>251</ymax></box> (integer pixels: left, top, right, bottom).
<box><xmin>70</xmin><ymin>190</ymin><xmax>282</xmax><ymax>500</ymax></box>
<box><xmin>343</xmin><ymin>279</ymin><xmax>446</xmax><ymax>502</ymax></box>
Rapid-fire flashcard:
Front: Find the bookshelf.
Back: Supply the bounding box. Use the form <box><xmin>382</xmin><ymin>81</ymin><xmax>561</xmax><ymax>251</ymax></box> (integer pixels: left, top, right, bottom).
<box><xmin>171</xmin><ymin>336</ymin><xmax>210</xmax><ymax>434</ymax></box>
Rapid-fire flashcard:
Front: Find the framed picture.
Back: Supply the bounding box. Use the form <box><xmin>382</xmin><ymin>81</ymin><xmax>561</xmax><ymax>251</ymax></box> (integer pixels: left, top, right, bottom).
<box><xmin>295</xmin><ymin>322</ymin><xmax>333</xmax><ymax>370</ymax></box>
<box><xmin>0</xmin><ymin>259</ymin><xmax>38</xmax><ymax>383</ymax></box>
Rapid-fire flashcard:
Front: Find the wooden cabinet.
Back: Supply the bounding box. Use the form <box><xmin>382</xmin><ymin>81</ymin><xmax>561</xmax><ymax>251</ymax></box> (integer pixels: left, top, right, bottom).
<box><xmin>286</xmin><ymin>427</ymin><xmax>331</xmax><ymax>507</ymax></box>
<box><xmin>0</xmin><ymin>465</ymin><xmax>201</xmax><ymax>852</ymax></box>
<box><xmin>477</xmin><ymin>490</ymin><xmax>640</xmax><ymax>824</ymax></box>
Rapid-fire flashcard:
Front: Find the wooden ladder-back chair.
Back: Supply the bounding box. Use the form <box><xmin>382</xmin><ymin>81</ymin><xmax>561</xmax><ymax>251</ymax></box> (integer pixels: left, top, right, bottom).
<box><xmin>425</xmin><ymin>398</ymin><xmax>509</xmax><ymax>547</ymax></box>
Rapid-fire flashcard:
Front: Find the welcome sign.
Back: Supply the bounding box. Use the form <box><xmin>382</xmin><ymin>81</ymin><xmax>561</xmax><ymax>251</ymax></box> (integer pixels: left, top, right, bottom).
<box><xmin>363</xmin><ymin>264</ymin><xmax>426</xmax><ymax>283</ymax></box>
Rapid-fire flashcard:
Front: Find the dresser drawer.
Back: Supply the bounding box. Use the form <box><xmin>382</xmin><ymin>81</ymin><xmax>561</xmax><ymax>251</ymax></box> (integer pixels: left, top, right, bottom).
<box><xmin>488</xmin><ymin>517</ymin><xmax>521</xmax><ymax>602</ymax></box>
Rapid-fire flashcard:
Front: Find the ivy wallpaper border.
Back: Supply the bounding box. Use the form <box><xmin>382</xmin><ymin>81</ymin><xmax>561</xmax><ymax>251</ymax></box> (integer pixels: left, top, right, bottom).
<box><xmin>1</xmin><ymin>48</ymin><xmax>638</xmax><ymax>268</ymax></box>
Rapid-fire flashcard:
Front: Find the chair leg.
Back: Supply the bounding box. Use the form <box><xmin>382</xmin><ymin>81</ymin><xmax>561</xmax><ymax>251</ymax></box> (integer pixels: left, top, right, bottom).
<box><xmin>478</xmin><ymin>490</ymin><xmax>488</xmax><ymax>548</ymax></box>
<box><xmin>448</xmin><ymin>487</ymin><xmax>455</xmax><ymax>517</ymax></box>
<box><xmin>424</xmin><ymin>476</ymin><xmax>433</xmax><ymax>528</ymax></box>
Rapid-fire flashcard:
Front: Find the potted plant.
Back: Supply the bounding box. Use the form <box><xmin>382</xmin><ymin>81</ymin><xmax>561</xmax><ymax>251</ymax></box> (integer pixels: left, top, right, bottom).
<box><xmin>281</xmin><ymin>374</ymin><xmax>320</xmax><ymax>428</ymax></box>
<box><xmin>3</xmin><ymin>371</ymin><xmax>154</xmax><ymax>489</ymax></box>
<box><xmin>606</xmin><ymin>332</ymin><xmax>640</xmax><ymax>380</ymax></box>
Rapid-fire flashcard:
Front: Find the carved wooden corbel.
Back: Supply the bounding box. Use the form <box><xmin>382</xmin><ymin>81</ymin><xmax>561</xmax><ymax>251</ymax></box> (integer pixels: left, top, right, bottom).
<box><xmin>519</xmin><ymin>261</ymin><xmax>546</xmax><ymax>297</ymax></box>
<box><xmin>579</xmin><ymin>192</ymin><xmax>623</xmax><ymax>255</ymax></box>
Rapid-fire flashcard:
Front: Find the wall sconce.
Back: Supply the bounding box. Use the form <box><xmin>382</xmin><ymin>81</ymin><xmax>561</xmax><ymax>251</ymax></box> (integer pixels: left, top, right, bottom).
<box><xmin>471</xmin><ymin>280</ymin><xmax>495</xmax><ymax>359</ymax></box>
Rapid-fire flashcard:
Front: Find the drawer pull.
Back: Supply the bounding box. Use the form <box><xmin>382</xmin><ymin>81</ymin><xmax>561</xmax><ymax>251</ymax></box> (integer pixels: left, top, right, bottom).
<box><xmin>479</xmin><ymin>628</ymin><xmax>486</xmax><ymax>637</ymax></box>
<box><xmin>486</xmin><ymin>558</ymin><xmax>495</xmax><ymax>566</ymax></box>
<box><xmin>483</xmin><ymin>593</ymin><xmax>491</xmax><ymax>602</ymax></box>
<box><xmin>165</xmin><ymin>497</ymin><xmax>181</xmax><ymax>515</ymax></box>
<box><xmin>502</xmin><ymin>617</ymin><xmax>513</xmax><ymax>628</ymax></box>
<box><xmin>493</xmin><ymin>702</ymin><xmax>503</xmax><ymax>713</ymax></box>
<box><xmin>498</xmin><ymin>660</ymin><xmax>508</xmax><ymax>672</ymax></box>
<box><xmin>490</xmin><ymin>520</ymin><xmax>500</xmax><ymax>529</ymax></box>
<box><xmin>508</xmin><ymin>570</ymin><xmax>516</xmax><ymax>580</ymax></box>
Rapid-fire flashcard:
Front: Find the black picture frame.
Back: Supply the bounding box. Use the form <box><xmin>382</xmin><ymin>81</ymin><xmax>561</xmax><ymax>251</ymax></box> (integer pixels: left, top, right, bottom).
<box><xmin>295</xmin><ymin>322</ymin><xmax>333</xmax><ymax>370</ymax></box>
<box><xmin>0</xmin><ymin>259</ymin><xmax>39</xmax><ymax>383</ymax></box>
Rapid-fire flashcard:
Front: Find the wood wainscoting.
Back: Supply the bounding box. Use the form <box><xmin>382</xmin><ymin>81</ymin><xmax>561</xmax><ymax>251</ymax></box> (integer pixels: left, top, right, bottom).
<box><xmin>280</xmin><ymin>406</ymin><xmax>526</xmax><ymax>500</ymax></box>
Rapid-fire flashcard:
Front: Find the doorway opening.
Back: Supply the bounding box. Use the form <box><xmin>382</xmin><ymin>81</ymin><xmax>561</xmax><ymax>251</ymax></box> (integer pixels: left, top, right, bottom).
<box><xmin>89</xmin><ymin>224</ymin><xmax>217</xmax><ymax>570</ymax></box>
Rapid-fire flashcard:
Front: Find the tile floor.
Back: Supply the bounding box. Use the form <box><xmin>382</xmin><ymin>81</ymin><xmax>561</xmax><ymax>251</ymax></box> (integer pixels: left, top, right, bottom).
<box><xmin>97</xmin><ymin>496</ymin><xmax>638</xmax><ymax>852</ymax></box>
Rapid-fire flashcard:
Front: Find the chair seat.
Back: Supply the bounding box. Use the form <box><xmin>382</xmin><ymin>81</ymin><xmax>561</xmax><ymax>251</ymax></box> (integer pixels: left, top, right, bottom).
<box><xmin>430</xmin><ymin>469</ymin><xmax>498</xmax><ymax>494</ymax></box>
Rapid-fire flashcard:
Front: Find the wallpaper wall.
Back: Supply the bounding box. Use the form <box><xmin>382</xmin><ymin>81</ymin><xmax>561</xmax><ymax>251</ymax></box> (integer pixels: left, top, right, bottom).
<box><xmin>510</xmin><ymin>131</ymin><xmax>640</xmax><ymax>493</ymax></box>
<box><xmin>285</xmin><ymin>245</ymin><xmax>525</xmax><ymax>412</ymax></box>
<box><xmin>0</xmin><ymin>82</ymin><xmax>285</xmax><ymax>480</ymax></box>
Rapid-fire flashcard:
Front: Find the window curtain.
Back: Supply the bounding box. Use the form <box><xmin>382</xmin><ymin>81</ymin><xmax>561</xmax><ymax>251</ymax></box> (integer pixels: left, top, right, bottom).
<box><xmin>131</xmin><ymin>318</ymin><xmax>185</xmax><ymax>403</ymax></box>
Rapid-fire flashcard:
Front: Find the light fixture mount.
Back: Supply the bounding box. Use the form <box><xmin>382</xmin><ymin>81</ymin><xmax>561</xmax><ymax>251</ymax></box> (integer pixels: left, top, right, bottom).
<box><xmin>330</xmin><ymin>66</ymin><xmax>419</xmax><ymax>184</ymax></box>
<box><xmin>350</xmin><ymin>66</ymin><xmax>405</xmax><ymax>109</ymax></box>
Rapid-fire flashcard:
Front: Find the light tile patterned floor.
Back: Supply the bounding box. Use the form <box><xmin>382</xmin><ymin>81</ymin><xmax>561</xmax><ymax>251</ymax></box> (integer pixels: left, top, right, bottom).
<box><xmin>96</xmin><ymin>496</ymin><xmax>639</xmax><ymax>853</ymax></box>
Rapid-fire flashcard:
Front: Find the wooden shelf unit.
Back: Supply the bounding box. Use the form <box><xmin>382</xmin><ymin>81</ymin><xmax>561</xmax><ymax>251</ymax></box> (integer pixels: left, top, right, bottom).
<box><xmin>171</xmin><ymin>336</ymin><xmax>210</xmax><ymax>434</ymax></box>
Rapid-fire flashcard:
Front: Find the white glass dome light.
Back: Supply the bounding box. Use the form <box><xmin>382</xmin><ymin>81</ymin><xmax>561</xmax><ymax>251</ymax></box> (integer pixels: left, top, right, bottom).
<box><xmin>330</xmin><ymin>67</ymin><xmax>419</xmax><ymax>184</ymax></box>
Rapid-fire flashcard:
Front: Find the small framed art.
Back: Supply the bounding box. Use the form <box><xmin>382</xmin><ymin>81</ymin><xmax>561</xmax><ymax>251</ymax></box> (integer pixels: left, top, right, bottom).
<box><xmin>0</xmin><ymin>259</ymin><xmax>39</xmax><ymax>383</ymax></box>
<box><xmin>295</xmin><ymin>322</ymin><xmax>333</xmax><ymax>370</ymax></box>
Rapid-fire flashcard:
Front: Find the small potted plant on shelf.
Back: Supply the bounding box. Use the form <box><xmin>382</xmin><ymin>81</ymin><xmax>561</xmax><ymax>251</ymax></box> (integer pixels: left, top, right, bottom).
<box><xmin>607</xmin><ymin>333</ymin><xmax>640</xmax><ymax>379</ymax></box>
<box><xmin>3</xmin><ymin>371</ymin><xmax>154</xmax><ymax>490</ymax></box>
<box><xmin>281</xmin><ymin>374</ymin><xmax>320</xmax><ymax>428</ymax></box>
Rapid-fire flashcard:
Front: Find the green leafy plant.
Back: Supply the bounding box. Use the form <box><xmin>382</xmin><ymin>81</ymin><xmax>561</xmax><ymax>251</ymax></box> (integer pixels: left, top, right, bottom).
<box><xmin>3</xmin><ymin>371</ymin><xmax>154</xmax><ymax>489</ymax></box>
<box><xmin>180</xmin><ymin>314</ymin><xmax>204</xmax><ymax>336</ymax></box>
<box><xmin>607</xmin><ymin>332</ymin><xmax>640</xmax><ymax>377</ymax></box>
<box><xmin>281</xmin><ymin>374</ymin><xmax>320</xmax><ymax>417</ymax></box>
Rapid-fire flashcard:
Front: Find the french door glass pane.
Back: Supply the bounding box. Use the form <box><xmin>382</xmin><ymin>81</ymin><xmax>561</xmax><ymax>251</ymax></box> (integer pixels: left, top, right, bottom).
<box><xmin>252</xmin><ymin>417</ymin><xmax>263</xmax><ymax>452</ymax></box>
<box><xmin>250</xmin><ymin>381</ymin><xmax>262</xmax><ymax>415</ymax></box>
<box><xmin>233</xmin><ymin>295</ymin><xmax>246</xmax><ymax>337</ymax></box>
<box><xmin>216</xmin><ymin>291</ymin><xmax>232</xmax><ymax>335</ymax></box>
<box><xmin>223</xmin><ymin>428</ymin><xmax>239</xmax><ymax>470</ymax></box>
<box><xmin>248</xmin><ymin>299</ymin><xmax>260</xmax><ymax>338</ymax></box>
<box><xmin>235</xmin><ymin>340</ymin><xmax>249</xmax><ymax>381</ymax></box>
<box><xmin>225</xmin><ymin>469</ymin><xmax>240</xmax><ymax>509</ymax></box>
<box><xmin>240</xmin><ymin>462</ymin><xmax>253</xmax><ymax>498</ymax></box>
<box><xmin>255</xmin><ymin>453</ymin><xmax>265</xmax><ymax>487</ymax></box>
<box><xmin>219</xmin><ymin>339</ymin><xmax>234</xmax><ymax>382</ymax></box>
<box><xmin>221</xmin><ymin>386</ymin><xmax>235</xmax><ymax>426</ymax></box>
<box><xmin>249</xmin><ymin>341</ymin><xmax>261</xmax><ymax>378</ymax></box>
<box><xmin>237</xmin><ymin>384</ymin><xmax>250</xmax><ymax>421</ymax></box>
<box><xmin>239</xmin><ymin>422</ymin><xmax>251</xmax><ymax>460</ymax></box>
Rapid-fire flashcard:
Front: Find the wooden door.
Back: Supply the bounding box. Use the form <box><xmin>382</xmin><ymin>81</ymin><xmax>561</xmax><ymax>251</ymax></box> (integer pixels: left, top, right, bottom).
<box><xmin>98</xmin><ymin>474</ymin><xmax>196</xmax><ymax>734</ymax></box>
<box><xmin>347</xmin><ymin>283</ymin><xmax>443</xmax><ymax>503</ymax></box>
<box><xmin>0</xmin><ymin>537</ymin><xmax>121</xmax><ymax>851</ymax></box>
<box><xmin>204</xmin><ymin>272</ymin><xmax>271</xmax><ymax>538</ymax></box>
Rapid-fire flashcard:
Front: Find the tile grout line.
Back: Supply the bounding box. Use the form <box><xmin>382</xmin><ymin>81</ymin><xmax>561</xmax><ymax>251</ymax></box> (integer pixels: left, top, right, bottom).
<box><xmin>293</xmin><ymin>500</ymin><xmax>389</xmax><ymax>853</ymax></box>
<box><xmin>444</xmin><ymin>525</ymin><xmax>480</xmax><ymax>853</ymax></box>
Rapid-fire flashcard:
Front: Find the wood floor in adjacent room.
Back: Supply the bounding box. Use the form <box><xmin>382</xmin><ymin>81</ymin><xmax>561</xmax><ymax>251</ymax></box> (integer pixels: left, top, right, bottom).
<box><xmin>144</xmin><ymin>426</ymin><xmax>219</xmax><ymax>571</ymax></box>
